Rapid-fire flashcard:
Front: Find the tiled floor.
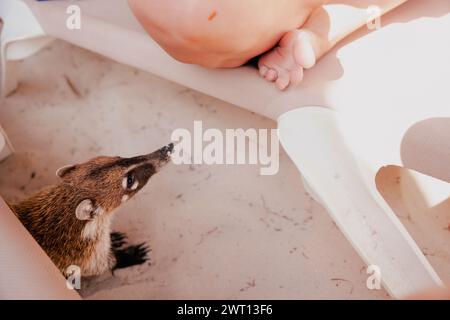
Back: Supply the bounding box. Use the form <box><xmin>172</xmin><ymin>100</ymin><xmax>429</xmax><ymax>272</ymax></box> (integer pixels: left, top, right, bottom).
<box><xmin>1</xmin><ymin>40</ymin><xmax>446</xmax><ymax>299</ymax></box>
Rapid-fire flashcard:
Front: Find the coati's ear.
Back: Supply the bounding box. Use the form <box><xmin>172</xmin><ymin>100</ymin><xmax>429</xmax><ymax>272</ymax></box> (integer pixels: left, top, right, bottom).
<box><xmin>56</xmin><ymin>164</ymin><xmax>76</xmax><ymax>178</ymax></box>
<box><xmin>75</xmin><ymin>199</ymin><xmax>96</xmax><ymax>220</ymax></box>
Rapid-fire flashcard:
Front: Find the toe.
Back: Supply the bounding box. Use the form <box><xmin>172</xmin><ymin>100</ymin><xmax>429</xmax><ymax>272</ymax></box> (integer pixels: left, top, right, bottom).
<box><xmin>259</xmin><ymin>65</ymin><xmax>269</xmax><ymax>77</ymax></box>
<box><xmin>265</xmin><ymin>69</ymin><xmax>278</xmax><ymax>82</ymax></box>
<box><xmin>111</xmin><ymin>232</ymin><xmax>127</xmax><ymax>241</ymax></box>
<box><xmin>294</xmin><ymin>31</ymin><xmax>316</xmax><ymax>69</ymax></box>
<box><xmin>276</xmin><ymin>77</ymin><xmax>290</xmax><ymax>91</ymax></box>
<box><xmin>290</xmin><ymin>68</ymin><xmax>304</xmax><ymax>86</ymax></box>
<box><xmin>275</xmin><ymin>71</ymin><xmax>290</xmax><ymax>90</ymax></box>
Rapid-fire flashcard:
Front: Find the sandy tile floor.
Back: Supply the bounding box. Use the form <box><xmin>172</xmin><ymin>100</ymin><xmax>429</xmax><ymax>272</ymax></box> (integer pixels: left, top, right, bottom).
<box><xmin>4</xmin><ymin>40</ymin><xmax>443</xmax><ymax>299</ymax></box>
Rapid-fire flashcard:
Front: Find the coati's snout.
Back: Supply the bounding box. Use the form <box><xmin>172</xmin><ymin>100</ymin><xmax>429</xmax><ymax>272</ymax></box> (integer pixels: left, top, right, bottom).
<box><xmin>55</xmin><ymin>143</ymin><xmax>174</xmax><ymax>215</ymax></box>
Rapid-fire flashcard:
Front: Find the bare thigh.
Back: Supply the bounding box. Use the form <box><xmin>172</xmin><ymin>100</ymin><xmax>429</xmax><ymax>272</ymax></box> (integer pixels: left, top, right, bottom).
<box><xmin>128</xmin><ymin>0</ymin><xmax>321</xmax><ymax>68</ymax></box>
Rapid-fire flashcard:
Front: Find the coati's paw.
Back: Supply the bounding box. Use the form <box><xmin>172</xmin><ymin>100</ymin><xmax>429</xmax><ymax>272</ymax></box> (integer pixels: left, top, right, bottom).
<box><xmin>110</xmin><ymin>232</ymin><xmax>128</xmax><ymax>249</ymax></box>
<box><xmin>112</xmin><ymin>243</ymin><xmax>150</xmax><ymax>270</ymax></box>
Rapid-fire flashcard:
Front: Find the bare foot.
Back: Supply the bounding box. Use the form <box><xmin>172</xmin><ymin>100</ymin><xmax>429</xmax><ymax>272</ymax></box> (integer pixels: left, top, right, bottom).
<box><xmin>258</xmin><ymin>29</ymin><xmax>320</xmax><ymax>90</ymax></box>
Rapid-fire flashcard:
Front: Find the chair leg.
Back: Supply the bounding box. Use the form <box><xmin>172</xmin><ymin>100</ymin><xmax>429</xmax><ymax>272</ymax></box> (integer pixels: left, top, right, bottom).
<box><xmin>278</xmin><ymin>106</ymin><xmax>443</xmax><ymax>298</ymax></box>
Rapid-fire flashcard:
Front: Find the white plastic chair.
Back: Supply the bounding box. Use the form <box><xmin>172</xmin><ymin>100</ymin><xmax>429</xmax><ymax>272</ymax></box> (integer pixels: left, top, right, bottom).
<box><xmin>1</xmin><ymin>0</ymin><xmax>449</xmax><ymax>298</ymax></box>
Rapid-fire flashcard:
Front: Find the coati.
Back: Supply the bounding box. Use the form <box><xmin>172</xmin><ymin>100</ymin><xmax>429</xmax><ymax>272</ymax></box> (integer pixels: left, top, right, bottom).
<box><xmin>10</xmin><ymin>143</ymin><xmax>174</xmax><ymax>277</ymax></box>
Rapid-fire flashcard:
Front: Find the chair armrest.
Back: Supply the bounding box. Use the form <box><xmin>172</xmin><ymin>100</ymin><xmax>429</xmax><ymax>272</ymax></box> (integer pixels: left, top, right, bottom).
<box><xmin>0</xmin><ymin>197</ymin><xmax>80</xmax><ymax>299</ymax></box>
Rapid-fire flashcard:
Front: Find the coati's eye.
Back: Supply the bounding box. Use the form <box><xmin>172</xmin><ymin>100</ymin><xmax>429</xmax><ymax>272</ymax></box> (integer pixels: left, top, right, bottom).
<box><xmin>126</xmin><ymin>174</ymin><xmax>135</xmax><ymax>189</ymax></box>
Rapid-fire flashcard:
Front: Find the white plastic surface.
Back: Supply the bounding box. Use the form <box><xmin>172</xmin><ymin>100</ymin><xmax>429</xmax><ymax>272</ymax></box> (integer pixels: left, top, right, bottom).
<box><xmin>278</xmin><ymin>106</ymin><xmax>444</xmax><ymax>298</ymax></box>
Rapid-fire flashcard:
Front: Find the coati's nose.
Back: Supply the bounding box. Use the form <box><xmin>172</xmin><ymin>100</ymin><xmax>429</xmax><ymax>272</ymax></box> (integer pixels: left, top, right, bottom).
<box><xmin>161</xmin><ymin>143</ymin><xmax>174</xmax><ymax>155</ymax></box>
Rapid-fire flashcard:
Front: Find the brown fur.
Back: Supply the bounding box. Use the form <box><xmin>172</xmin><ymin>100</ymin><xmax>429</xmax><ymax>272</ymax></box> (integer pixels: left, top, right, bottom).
<box><xmin>10</xmin><ymin>145</ymin><xmax>173</xmax><ymax>276</ymax></box>
<box><xmin>12</xmin><ymin>183</ymin><xmax>104</xmax><ymax>274</ymax></box>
